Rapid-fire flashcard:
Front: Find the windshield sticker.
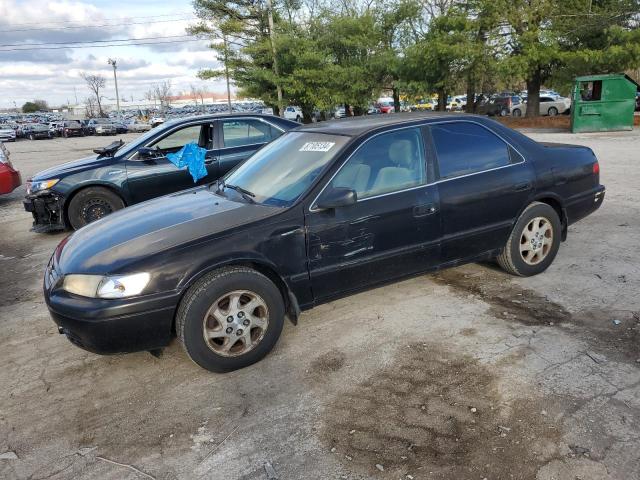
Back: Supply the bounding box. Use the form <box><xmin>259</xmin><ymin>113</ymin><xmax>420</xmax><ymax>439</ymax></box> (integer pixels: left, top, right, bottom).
<box><xmin>299</xmin><ymin>141</ymin><xmax>335</xmax><ymax>152</ymax></box>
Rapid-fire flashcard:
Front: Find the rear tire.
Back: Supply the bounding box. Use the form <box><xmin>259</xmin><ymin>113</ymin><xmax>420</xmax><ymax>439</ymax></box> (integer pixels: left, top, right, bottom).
<box><xmin>497</xmin><ymin>202</ymin><xmax>561</xmax><ymax>277</ymax></box>
<box><xmin>548</xmin><ymin>107</ymin><xmax>558</xmax><ymax>116</ymax></box>
<box><xmin>67</xmin><ymin>186</ymin><xmax>125</xmax><ymax>230</ymax></box>
<box><xmin>500</xmin><ymin>108</ymin><xmax>509</xmax><ymax>117</ymax></box>
<box><xmin>512</xmin><ymin>109</ymin><xmax>522</xmax><ymax>117</ymax></box>
<box><xmin>176</xmin><ymin>267</ymin><xmax>285</xmax><ymax>372</ymax></box>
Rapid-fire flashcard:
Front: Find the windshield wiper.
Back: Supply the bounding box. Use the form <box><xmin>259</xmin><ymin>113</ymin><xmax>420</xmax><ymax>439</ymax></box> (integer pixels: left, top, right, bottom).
<box><xmin>225</xmin><ymin>183</ymin><xmax>256</xmax><ymax>203</ymax></box>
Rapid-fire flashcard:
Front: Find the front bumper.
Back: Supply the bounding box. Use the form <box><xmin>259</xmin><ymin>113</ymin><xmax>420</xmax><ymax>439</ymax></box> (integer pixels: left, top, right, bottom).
<box><xmin>28</xmin><ymin>132</ymin><xmax>50</xmax><ymax>139</ymax></box>
<box><xmin>23</xmin><ymin>191</ymin><xmax>65</xmax><ymax>232</ymax></box>
<box><xmin>63</xmin><ymin>129</ymin><xmax>83</xmax><ymax>137</ymax></box>
<box><xmin>44</xmin><ymin>265</ymin><xmax>178</xmax><ymax>354</ymax></box>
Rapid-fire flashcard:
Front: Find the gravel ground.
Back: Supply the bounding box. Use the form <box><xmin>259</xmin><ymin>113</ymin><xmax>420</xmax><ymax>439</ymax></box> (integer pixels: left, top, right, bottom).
<box><xmin>0</xmin><ymin>130</ymin><xmax>638</xmax><ymax>480</ymax></box>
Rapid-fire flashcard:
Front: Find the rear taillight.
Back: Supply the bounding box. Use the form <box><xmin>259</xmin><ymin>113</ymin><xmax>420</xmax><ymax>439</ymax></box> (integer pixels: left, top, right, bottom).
<box><xmin>593</xmin><ymin>162</ymin><xmax>600</xmax><ymax>175</ymax></box>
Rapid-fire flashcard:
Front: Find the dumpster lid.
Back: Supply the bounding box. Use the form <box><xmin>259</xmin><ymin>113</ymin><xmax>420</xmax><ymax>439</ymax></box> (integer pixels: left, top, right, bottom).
<box><xmin>574</xmin><ymin>73</ymin><xmax>639</xmax><ymax>89</ymax></box>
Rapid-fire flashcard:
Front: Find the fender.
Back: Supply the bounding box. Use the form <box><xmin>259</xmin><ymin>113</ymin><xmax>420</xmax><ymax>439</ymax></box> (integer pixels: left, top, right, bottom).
<box><xmin>177</xmin><ymin>252</ymin><xmax>302</xmax><ymax>325</ymax></box>
<box><xmin>520</xmin><ymin>191</ymin><xmax>568</xmax><ymax>241</ymax></box>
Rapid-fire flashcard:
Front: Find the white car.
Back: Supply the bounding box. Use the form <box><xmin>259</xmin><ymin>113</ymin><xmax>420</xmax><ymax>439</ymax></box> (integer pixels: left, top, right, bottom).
<box><xmin>511</xmin><ymin>96</ymin><xmax>571</xmax><ymax>117</ymax></box>
<box><xmin>283</xmin><ymin>106</ymin><xmax>303</xmax><ymax>122</ymax></box>
<box><xmin>0</xmin><ymin>124</ymin><xmax>16</xmax><ymax>142</ymax></box>
<box><xmin>150</xmin><ymin>116</ymin><xmax>165</xmax><ymax>128</ymax></box>
<box><xmin>127</xmin><ymin>120</ymin><xmax>152</xmax><ymax>133</ymax></box>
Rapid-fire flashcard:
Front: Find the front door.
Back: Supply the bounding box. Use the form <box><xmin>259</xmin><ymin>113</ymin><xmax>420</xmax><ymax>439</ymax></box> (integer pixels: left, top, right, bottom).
<box><xmin>305</xmin><ymin>127</ymin><xmax>441</xmax><ymax>301</ymax></box>
<box><xmin>428</xmin><ymin>121</ymin><xmax>534</xmax><ymax>262</ymax></box>
<box><xmin>216</xmin><ymin>118</ymin><xmax>284</xmax><ymax>177</ymax></box>
<box><xmin>124</xmin><ymin>122</ymin><xmax>217</xmax><ymax>203</ymax></box>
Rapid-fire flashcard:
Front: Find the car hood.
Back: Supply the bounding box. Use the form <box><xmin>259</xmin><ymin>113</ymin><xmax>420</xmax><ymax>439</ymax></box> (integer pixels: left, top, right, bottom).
<box><xmin>31</xmin><ymin>155</ymin><xmax>108</xmax><ymax>181</ymax></box>
<box><xmin>56</xmin><ymin>187</ymin><xmax>282</xmax><ymax>274</ymax></box>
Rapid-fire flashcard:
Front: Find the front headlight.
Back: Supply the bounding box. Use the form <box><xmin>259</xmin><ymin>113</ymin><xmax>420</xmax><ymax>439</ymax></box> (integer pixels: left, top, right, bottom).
<box><xmin>27</xmin><ymin>178</ymin><xmax>59</xmax><ymax>194</ymax></box>
<box><xmin>63</xmin><ymin>273</ymin><xmax>150</xmax><ymax>299</ymax></box>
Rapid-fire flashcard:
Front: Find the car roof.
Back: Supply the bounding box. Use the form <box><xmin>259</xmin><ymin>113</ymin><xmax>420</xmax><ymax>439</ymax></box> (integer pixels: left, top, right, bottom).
<box><xmin>160</xmin><ymin>112</ymin><xmax>295</xmax><ymax>128</ymax></box>
<box><xmin>296</xmin><ymin>112</ymin><xmax>484</xmax><ymax>137</ymax></box>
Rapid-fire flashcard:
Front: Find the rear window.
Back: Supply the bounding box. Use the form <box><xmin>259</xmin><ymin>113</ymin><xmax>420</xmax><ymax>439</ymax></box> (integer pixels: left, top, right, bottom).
<box><xmin>430</xmin><ymin>122</ymin><xmax>511</xmax><ymax>180</ymax></box>
<box><xmin>221</xmin><ymin>119</ymin><xmax>278</xmax><ymax>148</ymax></box>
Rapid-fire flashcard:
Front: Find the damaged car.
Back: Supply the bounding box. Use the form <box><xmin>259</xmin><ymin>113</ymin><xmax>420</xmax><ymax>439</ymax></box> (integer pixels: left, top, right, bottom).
<box><xmin>44</xmin><ymin>113</ymin><xmax>605</xmax><ymax>372</ymax></box>
<box><xmin>0</xmin><ymin>143</ymin><xmax>21</xmax><ymax>195</ymax></box>
<box><xmin>23</xmin><ymin>114</ymin><xmax>297</xmax><ymax>232</ymax></box>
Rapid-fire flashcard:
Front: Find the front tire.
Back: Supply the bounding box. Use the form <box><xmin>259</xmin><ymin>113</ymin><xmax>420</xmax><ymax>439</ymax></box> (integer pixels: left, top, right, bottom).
<box><xmin>497</xmin><ymin>202</ymin><xmax>561</xmax><ymax>277</ymax></box>
<box><xmin>176</xmin><ymin>267</ymin><xmax>285</xmax><ymax>372</ymax></box>
<box><xmin>548</xmin><ymin>107</ymin><xmax>558</xmax><ymax>116</ymax></box>
<box><xmin>67</xmin><ymin>186</ymin><xmax>125</xmax><ymax>230</ymax></box>
<box><xmin>512</xmin><ymin>108</ymin><xmax>522</xmax><ymax>117</ymax></box>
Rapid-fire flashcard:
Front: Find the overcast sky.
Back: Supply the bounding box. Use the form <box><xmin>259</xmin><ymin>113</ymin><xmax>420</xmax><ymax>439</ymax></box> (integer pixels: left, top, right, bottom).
<box><xmin>0</xmin><ymin>0</ymin><xmax>227</xmax><ymax>109</ymax></box>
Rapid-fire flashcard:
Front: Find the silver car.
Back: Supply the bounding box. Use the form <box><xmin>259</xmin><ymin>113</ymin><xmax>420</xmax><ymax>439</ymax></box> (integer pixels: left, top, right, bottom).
<box><xmin>0</xmin><ymin>124</ymin><xmax>16</xmax><ymax>142</ymax></box>
<box><xmin>512</xmin><ymin>96</ymin><xmax>572</xmax><ymax>117</ymax></box>
<box><xmin>88</xmin><ymin>119</ymin><xmax>117</xmax><ymax>135</ymax></box>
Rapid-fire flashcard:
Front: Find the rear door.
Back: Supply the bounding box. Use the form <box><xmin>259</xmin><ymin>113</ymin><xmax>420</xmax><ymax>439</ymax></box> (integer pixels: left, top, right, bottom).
<box><xmin>305</xmin><ymin>126</ymin><xmax>441</xmax><ymax>301</ymax></box>
<box><xmin>124</xmin><ymin>121</ymin><xmax>216</xmax><ymax>203</ymax></box>
<box><xmin>428</xmin><ymin>121</ymin><xmax>534</xmax><ymax>263</ymax></box>
<box><xmin>216</xmin><ymin>118</ymin><xmax>284</xmax><ymax>176</ymax></box>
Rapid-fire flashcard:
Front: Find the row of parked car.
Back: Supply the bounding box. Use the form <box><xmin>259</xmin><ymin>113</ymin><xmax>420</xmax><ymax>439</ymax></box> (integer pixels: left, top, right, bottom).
<box><xmin>410</xmin><ymin>90</ymin><xmax>572</xmax><ymax>117</ymax></box>
<box><xmin>0</xmin><ymin>118</ymin><xmax>154</xmax><ymax>142</ymax></box>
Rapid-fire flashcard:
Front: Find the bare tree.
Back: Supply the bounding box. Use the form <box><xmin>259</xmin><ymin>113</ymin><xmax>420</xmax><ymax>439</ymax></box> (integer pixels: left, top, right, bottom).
<box><xmin>152</xmin><ymin>80</ymin><xmax>172</xmax><ymax>112</ymax></box>
<box><xmin>80</xmin><ymin>73</ymin><xmax>106</xmax><ymax>117</ymax></box>
<box><xmin>84</xmin><ymin>97</ymin><xmax>97</xmax><ymax>118</ymax></box>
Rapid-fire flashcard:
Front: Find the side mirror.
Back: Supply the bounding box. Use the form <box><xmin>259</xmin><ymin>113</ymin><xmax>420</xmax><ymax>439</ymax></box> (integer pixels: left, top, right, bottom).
<box><xmin>138</xmin><ymin>147</ymin><xmax>159</xmax><ymax>158</ymax></box>
<box><xmin>316</xmin><ymin>187</ymin><xmax>357</xmax><ymax>210</ymax></box>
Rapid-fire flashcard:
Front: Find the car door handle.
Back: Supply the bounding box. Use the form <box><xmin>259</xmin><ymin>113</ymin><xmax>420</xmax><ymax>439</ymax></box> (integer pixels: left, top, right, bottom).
<box><xmin>513</xmin><ymin>182</ymin><xmax>531</xmax><ymax>192</ymax></box>
<box><xmin>413</xmin><ymin>204</ymin><xmax>437</xmax><ymax>217</ymax></box>
<box><xmin>204</xmin><ymin>158</ymin><xmax>216</xmax><ymax>165</ymax></box>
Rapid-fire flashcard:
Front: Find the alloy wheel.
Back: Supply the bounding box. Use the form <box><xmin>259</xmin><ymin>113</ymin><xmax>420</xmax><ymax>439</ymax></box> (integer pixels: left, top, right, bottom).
<box><xmin>202</xmin><ymin>290</ymin><xmax>269</xmax><ymax>357</ymax></box>
<box><xmin>519</xmin><ymin>216</ymin><xmax>553</xmax><ymax>265</ymax></box>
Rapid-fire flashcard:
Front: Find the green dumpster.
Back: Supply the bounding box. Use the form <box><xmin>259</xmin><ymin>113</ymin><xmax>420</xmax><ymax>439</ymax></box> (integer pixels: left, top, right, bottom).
<box><xmin>571</xmin><ymin>73</ymin><xmax>639</xmax><ymax>133</ymax></box>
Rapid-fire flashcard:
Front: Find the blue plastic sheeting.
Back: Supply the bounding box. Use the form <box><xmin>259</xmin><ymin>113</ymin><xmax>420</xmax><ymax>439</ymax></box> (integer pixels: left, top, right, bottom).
<box><xmin>166</xmin><ymin>143</ymin><xmax>208</xmax><ymax>183</ymax></box>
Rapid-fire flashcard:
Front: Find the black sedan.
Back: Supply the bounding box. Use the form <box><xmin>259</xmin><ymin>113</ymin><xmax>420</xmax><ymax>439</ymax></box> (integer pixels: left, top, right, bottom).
<box><xmin>44</xmin><ymin>113</ymin><xmax>605</xmax><ymax>372</ymax></box>
<box><xmin>23</xmin><ymin>114</ymin><xmax>297</xmax><ymax>231</ymax></box>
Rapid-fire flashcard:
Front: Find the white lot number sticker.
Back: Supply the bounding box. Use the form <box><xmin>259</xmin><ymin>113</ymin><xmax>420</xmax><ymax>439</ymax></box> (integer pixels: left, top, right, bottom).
<box><xmin>299</xmin><ymin>141</ymin><xmax>335</xmax><ymax>152</ymax></box>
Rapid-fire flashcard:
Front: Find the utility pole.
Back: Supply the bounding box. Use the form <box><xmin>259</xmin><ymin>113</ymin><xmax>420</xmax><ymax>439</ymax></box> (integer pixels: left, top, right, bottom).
<box><xmin>108</xmin><ymin>58</ymin><xmax>121</xmax><ymax>119</ymax></box>
<box><xmin>266</xmin><ymin>0</ymin><xmax>283</xmax><ymax>117</ymax></box>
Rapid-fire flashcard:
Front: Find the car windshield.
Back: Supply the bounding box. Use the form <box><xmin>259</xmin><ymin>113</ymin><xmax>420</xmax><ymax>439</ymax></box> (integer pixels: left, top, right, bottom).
<box><xmin>222</xmin><ymin>131</ymin><xmax>350</xmax><ymax>207</ymax></box>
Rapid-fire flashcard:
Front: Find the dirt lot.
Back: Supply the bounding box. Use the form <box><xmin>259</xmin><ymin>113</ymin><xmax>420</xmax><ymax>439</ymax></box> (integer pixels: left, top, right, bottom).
<box><xmin>0</xmin><ymin>129</ymin><xmax>639</xmax><ymax>480</ymax></box>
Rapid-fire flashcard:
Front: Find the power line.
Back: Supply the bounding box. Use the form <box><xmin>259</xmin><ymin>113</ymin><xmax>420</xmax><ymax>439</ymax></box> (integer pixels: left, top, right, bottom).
<box><xmin>0</xmin><ymin>38</ymin><xmax>205</xmax><ymax>52</ymax></box>
<box><xmin>0</xmin><ymin>34</ymin><xmax>200</xmax><ymax>48</ymax></box>
<box><xmin>2</xmin><ymin>17</ymin><xmax>196</xmax><ymax>34</ymax></box>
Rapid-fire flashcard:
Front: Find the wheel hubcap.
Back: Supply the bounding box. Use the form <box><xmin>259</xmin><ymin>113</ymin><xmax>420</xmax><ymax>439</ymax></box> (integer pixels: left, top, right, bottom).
<box><xmin>82</xmin><ymin>198</ymin><xmax>113</xmax><ymax>223</ymax></box>
<box><xmin>520</xmin><ymin>216</ymin><xmax>553</xmax><ymax>265</ymax></box>
<box><xmin>202</xmin><ymin>290</ymin><xmax>269</xmax><ymax>357</ymax></box>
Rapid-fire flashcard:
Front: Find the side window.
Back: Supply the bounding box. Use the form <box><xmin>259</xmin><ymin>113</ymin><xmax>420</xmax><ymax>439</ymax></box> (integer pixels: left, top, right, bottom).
<box><xmin>328</xmin><ymin>127</ymin><xmax>426</xmax><ymax>200</ymax></box>
<box><xmin>153</xmin><ymin>125</ymin><xmax>204</xmax><ymax>151</ymax></box>
<box><xmin>431</xmin><ymin>122</ymin><xmax>511</xmax><ymax>180</ymax></box>
<box><xmin>580</xmin><ymin>81</ymin><xmax>602</xmax><ymax>101</ymax></box>
<box><xmin>221</xmin><ymin>119</ymin><xmax>273</xmax><ymax>148</ymax></box>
